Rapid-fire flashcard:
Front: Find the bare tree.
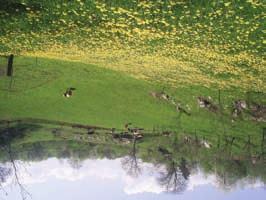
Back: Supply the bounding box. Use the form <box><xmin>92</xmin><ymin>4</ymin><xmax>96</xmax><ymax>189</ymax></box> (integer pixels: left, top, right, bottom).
<box><xmin>6</xmin><ymin>144</ymin><xmax>32</xmax><ymax>200</ymax></box>
<box><xmin>0</xmin><ymin>165</ymin><xmax>12</xmax><ymax>184</ymax></box>
<box><xmin>158</xmin><ymin>158</ymin><xmax>189</xmax><ymax>193</ymax></box>
<box><xmin>0</xmin><ymin>165</ymin><xmax>12</xmax><ymax>197</ymax></box>
<box><xmin>0</xmin><ymin>123</ymin><xmax>32</xmax><ymax>200</ymax></box>
<box><xmin>68</xmin><ymin>157</ymin><xmax>82</xmax><ymax>170</ymax></box>
<box><xmin>121</xmin><ymin>139</ymin><xmax>141</xmax><ymax>177</ymax></box>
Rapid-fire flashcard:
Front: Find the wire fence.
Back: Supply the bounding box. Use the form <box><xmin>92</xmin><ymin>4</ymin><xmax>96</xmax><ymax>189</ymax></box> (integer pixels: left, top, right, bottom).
<box><xmin>0</xmin><ymin>56</ymin><xmax>61</xmax><ymax>93</ymax></box>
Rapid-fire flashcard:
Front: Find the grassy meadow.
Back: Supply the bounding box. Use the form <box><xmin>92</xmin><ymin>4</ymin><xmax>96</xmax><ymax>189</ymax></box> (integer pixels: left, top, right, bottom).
<box><xmin>0</xmin><ymin>0</ymin><xmax>265</xmax><ymax>138</ymax></box>
<box><xmin>0</xmin><ymin>56</ymin><xmax>264</xmax><ymax>139</ymax></box>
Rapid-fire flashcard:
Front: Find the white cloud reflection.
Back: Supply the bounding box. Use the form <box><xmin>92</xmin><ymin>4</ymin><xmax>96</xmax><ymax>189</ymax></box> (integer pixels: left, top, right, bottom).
<box><xmin>2</xmin><ymin>158</ymin><xmax>265</xmax><ymax>195</ymax></box>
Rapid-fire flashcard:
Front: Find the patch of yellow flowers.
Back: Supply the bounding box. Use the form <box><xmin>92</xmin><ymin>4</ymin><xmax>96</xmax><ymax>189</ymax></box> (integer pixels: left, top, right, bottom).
<box><xmin>0</xmin><ymin>0</ymin><xmax>265</xmax><ymax>92</ymax></box>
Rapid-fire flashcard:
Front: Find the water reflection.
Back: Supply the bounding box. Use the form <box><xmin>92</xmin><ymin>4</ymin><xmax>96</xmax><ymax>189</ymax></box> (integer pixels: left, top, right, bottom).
<box><xmin>121</xmin><ymin>139</ymin><xmax>141</xmax><ymax>178</ymax></box>
<box><xmin>0</xmin><ymin>157</ymin><xmax>265</xmax><ymax>200</ymax></box>
<box><xmin>157</xmin><ymin>157</ymin><xmax>189</xmax><ymax>193</ymax></box>
<box><xmin>0</xmin><ymin>122</ymin><xmax>265</xmax><ymax>200</ymax></box>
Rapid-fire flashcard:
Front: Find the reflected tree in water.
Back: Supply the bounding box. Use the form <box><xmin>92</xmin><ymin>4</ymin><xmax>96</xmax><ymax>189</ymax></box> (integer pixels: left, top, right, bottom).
<box><xmin>0</xmin><ymin>123</ymin><xmax>38</xmax><ymax>200</ymax></box>
<box><xmin>0</xmin><ymin>165</ymin><xmax>12</xmax><ymax>183</ymax></box>
<box><xmin>68</xmin><ymin>157</ymin><xmax>83</xmax><ymax>169</ymax></box>
<box><xmin>0</xmin><ymin>165</ymin><xmax>12</xmax><ymax>195</ymax></box>
<box><xmin>121</xmin><ymin>139</ymin><xmax>142</xmax><ymax>177</ymax></box>
<box><xmin>4</xmin><ymin>144</ymin><xmax>32</xmax><ymax>200</ymax></box>
<box><xmin>27</xmin><ymin>142</ymin><xmax>46</xmax><ymax>161</ymax></box>
<box><xmin>158</xmin><ymin>157</ymin><xmax>190</xmax><ymax>193</ymax></box>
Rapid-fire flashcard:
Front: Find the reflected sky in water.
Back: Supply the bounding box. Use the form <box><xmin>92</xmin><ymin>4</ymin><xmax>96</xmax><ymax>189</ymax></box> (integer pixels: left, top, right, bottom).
<box><xmin>1</xmin><ymin>157</ymin><xmax>265</xmax><ymax>200</ymax></box>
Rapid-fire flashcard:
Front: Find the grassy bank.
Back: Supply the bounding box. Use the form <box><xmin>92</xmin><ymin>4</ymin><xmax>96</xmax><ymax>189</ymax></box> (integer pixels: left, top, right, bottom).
<box><xmin>0</xmin><ymin>56</ymin><xmax>179</xmax><ymax>129</ymax></box>
<box><xmin>0</xmin><ymin>56</ymin><xmax>265</xmax><ymax>137</ymax></box>
<box><xmin>0</xmin><ymin>0</ymin><xmax>265</xmax><ymax>137</ymax></box>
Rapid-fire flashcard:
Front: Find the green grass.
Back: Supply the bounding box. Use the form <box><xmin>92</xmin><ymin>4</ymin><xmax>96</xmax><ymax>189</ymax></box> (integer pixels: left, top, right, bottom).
<box><xmin>0</xmin><ymin>56</ymin><xmax>179</xmax><ymax>129</ymax></box>
<box><xmin>0</xmin><ymin>56</ymin><xmax>264</xmax><ymax>139</ymax></box>
<box><xmin>0</xmin><ymin>1</ymin><xmax>265</xmax><ymax>139</ymax></box>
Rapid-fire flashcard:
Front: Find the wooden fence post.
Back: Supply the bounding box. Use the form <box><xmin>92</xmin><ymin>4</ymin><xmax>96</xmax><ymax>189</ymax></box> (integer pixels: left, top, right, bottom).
<box><xmin>7</xmin><ymin>54</ymin><xmax>14</xmax><ymax>76</ymax></box>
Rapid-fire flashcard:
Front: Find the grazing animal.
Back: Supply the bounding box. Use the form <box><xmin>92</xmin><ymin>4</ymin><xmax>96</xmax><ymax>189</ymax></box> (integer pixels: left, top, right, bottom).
<box><xmin>170</xmin><ymin>99</ymin><xmax>177</xmax><ymax>105</ymax></box>
<box><xmin>236</xmin><ymin>100</ymin><xmax>247</xmax><ymax>109</ymax></box>
<box><xmin>124</xmin><ymin>123</ymin><xmax>144</xmax><ymax>138</ymax></box>
<box><xmin>176</xmin><ymin>104</ymin><xmax>191</xmax><ymax>116</ymax></box>
<box><xmin>110</xmin><ymin>128</ymin><xmax>116</xmax><ymax>134</ymax></box>
<box><xmin>197</xmin><ymin>96</ymin><xmax>211</xmax><ymax>108</ymax></box>
<box><xmin>183</xmin><ymin>135</ymin><xmax>192</xmax><ymax>144</ymax></box>
<box><xmin>200</xmin><ymin>139</ymin><xmax>212</xmax><ymax>149</ymax></box>
<box><xmin>131</xmin><ymin>128</ymin><xmax>144</xmax><ymax>139</ymax></box>
<box><xmin>232</xmin><ymin>100</ymin><xmax>247</xmax><ymax>117</ymax></box>
<box><xmin>150</xmin><ymin>89</ymin><xmax>192</xmax><ymax>117</ymax></box>
<box><xmin>162</xmin><ymin>131</ymin><xmax>171</xmax><ymax>136</ymax></box>
<box><xmin>158</xmin><ymin>146</ymin><xmax>171</xmax><ymax>156</ymax></box>
<box><xmin>197</xmin><ymin>96</ymin><xmax>218</xmax><ymax>112</ymax></box>
<box><xmin>124</xmin><ymin>123</ymin><xmax>132</xmax><ymax>133</ymax></box>
<box><xmin>161</xmin><ymin>92</ymin><xmax>170</xmax><ymax>101</ymax></box>
<box><xmin>87</xmin><ymin>128</ymin><xmax>95</xmax><ymax>135</ymax></box>
<box><xmin>149</xmin><ymin>91</ymin><xmax>170</xmax><ymax>101</ymax></box>
<box><xmin>149</xmin><ymin>91</ymin><xmax>161</xmax><ymax>99</ymax></box>
<box><xmin>249</xmin><ymin>103</ymin><xmax>266</xmax><ymax>122</ymax></box>
<box><xmin>63</xmin><ymin>87</ymin><xmax>76</xmax><ymax>98</ymax></box>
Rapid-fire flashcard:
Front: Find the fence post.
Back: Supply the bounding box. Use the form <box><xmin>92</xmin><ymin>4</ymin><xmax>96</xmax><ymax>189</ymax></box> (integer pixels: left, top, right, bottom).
<box><xmin>7</xmin><ymin>54</ymin><xmax>14</xmax><ymax>76</ymax></box>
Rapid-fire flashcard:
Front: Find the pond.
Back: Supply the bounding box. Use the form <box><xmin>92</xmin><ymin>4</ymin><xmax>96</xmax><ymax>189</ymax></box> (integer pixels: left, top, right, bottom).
<box><xmin>1</xmin><ymin>157</ymin><xmax>265</xmax><ymax>200</ymax></box>
<box><xmin>0</xmin><ymin>121</ymin><xmax>265</xmax><ymax>200</ymax></box>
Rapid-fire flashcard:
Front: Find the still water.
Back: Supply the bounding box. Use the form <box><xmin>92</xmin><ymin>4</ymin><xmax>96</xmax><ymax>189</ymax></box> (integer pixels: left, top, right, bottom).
<box><xmin>0</xmin><ymin>122</ymin><xmax>265</xmax><ymax>200</ymax></box>
<box><xmin>0</xmin><ymin>148</ymin><xmax>265</xmax><ymax>200</ymax></box>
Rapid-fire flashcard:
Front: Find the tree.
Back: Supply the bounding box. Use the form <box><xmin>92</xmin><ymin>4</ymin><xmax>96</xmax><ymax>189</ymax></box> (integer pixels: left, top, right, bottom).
<box><xmin>158</xmin><ymin>159</ymin><xmax>188</xmax><ymax>194</ymax></box>
<box><xmin>121</xmin><ymin>139</ymin><xmax>141</xmax><ymax>177</ymax></box>
<box><xmin>0</xmin><ymin>165</ymin><xmax>12</xmax><ymax>183</ymax></box>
